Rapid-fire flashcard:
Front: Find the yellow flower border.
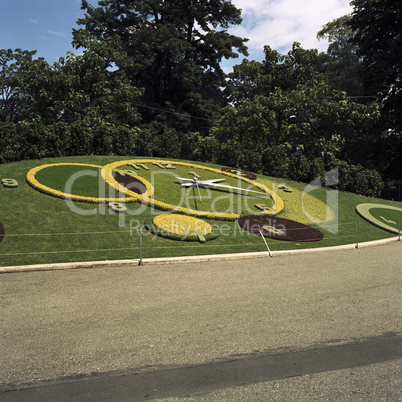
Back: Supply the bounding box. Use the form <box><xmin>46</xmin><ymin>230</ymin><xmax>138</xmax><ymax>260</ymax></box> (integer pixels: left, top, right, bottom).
<box><xmin>101</xmin><ymin>159</ymin><xmax>284</xmax><ymax>220</ymax></box>
<box><xmin>26</xmin><ymin>163</ymin><xmax>142</xmax><ymax>203</ymax></box>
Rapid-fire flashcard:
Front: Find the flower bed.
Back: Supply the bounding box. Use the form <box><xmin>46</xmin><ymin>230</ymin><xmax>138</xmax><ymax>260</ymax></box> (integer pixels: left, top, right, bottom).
<box><xmin>257</xmin><ymin>178</ymin><xmax>335</xmax><ymax>226</ymax></box>
<box><xmin>238</xmin><ymin>215</ymin><xmax>323</xmax><ymax>242</ymax></box>
<box><xmin>221</xmin><ymin>167</ymin><xmax>256</xmax><ymax>180</ymax></box>
<box><xmin>153</xmin><ymin>214</ymin><xmax>212</xmax><ymax>236</ymax></box>
<box><xmin>356</xmin><ymin>203</ymin><xmax>402</xmax><ymax>234</ymax></box>
<box><xmin>102</xmin><ymin>159</ymin><xmax>284</xmax><ymax>221</ymax></box>
<box><xmin>145</xmin><ymin>214</ymin><xmax>218</xmax><ymax>242</ymax></box>
<box><xmin>27</xmin><ymin>163</ymin><xmax>139</xmax><ymax>203</ymax></box>
<box><xmin>112</xmin><ymin>171</ymin><xmax>147</xmax><ymax>195</ymax></box>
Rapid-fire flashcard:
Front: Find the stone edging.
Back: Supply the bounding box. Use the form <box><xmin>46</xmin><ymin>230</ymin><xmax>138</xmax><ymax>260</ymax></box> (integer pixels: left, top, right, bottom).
<box><xmin>0</xmin><ymin>236</ymin><xmax>399</xmax><ymax>274</ymax></box>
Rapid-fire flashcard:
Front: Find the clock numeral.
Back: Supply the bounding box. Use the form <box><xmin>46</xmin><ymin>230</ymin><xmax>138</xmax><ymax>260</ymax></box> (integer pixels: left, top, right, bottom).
<box><xmin>278</xmin><ymin>184</ymin><xmax>292</xmax><ymax>192</ymax></box>
<box><xmin>189</xmin><ymin>171</ymin><xmax>201</xmax><ymax>179</ymax></box>
<box><xmin>255</xmin><ymin>204</ymin><xmax>273</xmax><ymax>212</ymax></box>
<box><xmin>127</xmin><ymin>163</ymin><xmax>140</xmax><ymax>170</ymax></box>
<box><xmin>108</xmin><ymin>202</ymin><xmax>127</xmax><ymax>213</ymax></box>
<box><xmin>151</xmin><ymin>162</ymin><xmax>176</xmax><ymax>169</ymax></box>
<box><xmin>195</xmin><ymin>230</ymin><xmax>206</xmax><ymax>243</ymax></box>
<box><xmin>113</xmin><ymin>169</ymin><xmax>126</xmax><ymax>177</ymax></box>
<box><xmin>137</xmin><ymin>163</ymin><xmax>149</xmax><ymax>170</ymax></box>
<box><xmin>124</xmin><ymin>170</ymin><xmax>137</xmax><ymax>178</ymax></box>
<box><xmin>2</xmin><ymin>178</ymin><xmax>18</xmax><ymax>188</ymax></box>
<box><xmin>227</xmin><ymin>169</ymin><xmax>247</xmax><ymax>177</ymax></box>
<box><xmin>127</xmin><ymin>163</ymin><xmax>149</xmax><ymax>170</ymax></box>
<box><xmin>262</xmin><ymin>225</ymin><xmax>284</xmax><ymax>236</ymax></box>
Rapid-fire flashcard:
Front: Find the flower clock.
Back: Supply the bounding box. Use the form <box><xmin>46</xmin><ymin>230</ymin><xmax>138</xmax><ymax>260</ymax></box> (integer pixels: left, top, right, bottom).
<box><xmin>26</xmin><ymin>159</ymin><xmax>325</xmax><ymax>243</ymax></box>
<box><xmin>100</xmin><ymin>159</ymin><xmax>284</xmax><ymax>220</ymax></box>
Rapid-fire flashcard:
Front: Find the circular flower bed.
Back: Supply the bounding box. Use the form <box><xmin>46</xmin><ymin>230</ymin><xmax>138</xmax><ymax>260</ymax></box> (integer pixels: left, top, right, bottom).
<box><xmin>102</xmin><ymin>159</ymin><xmax>283</xmax><ymax>221</ymax></box>
<box><xmin>153</xmin><ymin>214</ymin><xmax>212</xmax><ymax>237</ymax></box>
<box><xmin>27</xmin><ymin>163</ymin><xmax>140</xmax><ymax>203</ymax></box>
<box><xmin>145</xmin><ymin>214</ymin><xmax>218</xmax><ymax>242</ymax></box>
<box><xmin>356</xmin><ymin>203</ymin><xmax>402</xmax><ymax>234</ymax></box>
<box><xmin>238</xmin><ymin>215</ymin><xmax>323</xmax><ymax>242</ymax></box>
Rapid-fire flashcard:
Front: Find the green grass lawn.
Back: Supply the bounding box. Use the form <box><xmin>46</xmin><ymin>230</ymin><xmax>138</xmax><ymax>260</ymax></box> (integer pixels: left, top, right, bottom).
<box><xmin>369</xmin><ymin>208</ymin><xmax>402</xmax><ymax>230</ymax></box>
<box><xmin>0</xmin><ymin>155</ymin><xmax>400</xmax><ymax>267</ymax></box>
<box><xmin>35</xmin><ymin>164</ymin><xmax>105</xmax><ymax>198</ymax></box>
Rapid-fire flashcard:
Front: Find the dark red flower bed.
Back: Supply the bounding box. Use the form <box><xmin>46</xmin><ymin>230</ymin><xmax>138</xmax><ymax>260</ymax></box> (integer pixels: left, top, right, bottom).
<box><xmin>221</xmin><ymin>167</ymin><xmax>256</xmax><ymax>180</ymax></box>
<box><xmin>0</xmin><ymin>222</ymin><xmax>5</xmax><ymax>244</ymax></box>
<box><xmin>238</xmin><ymin>215</ymin><xmax>323</xmax><ymax>242</ymax></box>
<box><xmin>112</xmin><ymin>172</ymin><xmax>147</xmax><ymax>194</ymax></box>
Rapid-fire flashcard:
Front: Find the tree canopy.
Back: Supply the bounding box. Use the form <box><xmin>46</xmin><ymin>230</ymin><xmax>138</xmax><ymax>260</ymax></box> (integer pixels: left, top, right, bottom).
<box><xmin>1</xmin><ymin>0</ymin><xmax>400</xmax><ymax>196</ymax></box>
<box><xmin>211</xmin><ymin>44</ymin><xmax>380</xmax><ymax>183</ymax></box>
<box><xmin>316</xmin><ymin>15</ymin><xmax>364</xmax><ymax>97</ymax></box>
<box><xmin>350</xmin><ymin>0</ymin><xmax>402</xmax><ymax>131</ymax></box>
<box><xmin>72</xmin><ymin>0</ymin><xmax>248</xmax><ymax>134</ymax></box>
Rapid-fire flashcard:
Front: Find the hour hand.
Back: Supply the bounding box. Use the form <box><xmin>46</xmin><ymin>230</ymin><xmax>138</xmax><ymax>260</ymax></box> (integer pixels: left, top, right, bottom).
<box><xmin>204</xmin><ymin>182</ymin><xmax>265</xmax><ymax>195</ymax></box>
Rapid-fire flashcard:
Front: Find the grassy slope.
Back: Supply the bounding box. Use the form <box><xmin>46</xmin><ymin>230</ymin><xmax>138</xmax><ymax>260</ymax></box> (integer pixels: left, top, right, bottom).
<box><xmin>0</xmin><ymin>156</ymin><xmax>400</xmax><ymax>267</ymax></box>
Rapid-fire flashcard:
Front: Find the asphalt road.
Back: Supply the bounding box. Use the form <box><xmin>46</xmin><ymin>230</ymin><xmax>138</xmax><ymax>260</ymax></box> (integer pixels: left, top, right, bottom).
<box><xmin>1</xmin><ymin>242</ymin><xmax>401</xmax><ymax>401</ymax></box>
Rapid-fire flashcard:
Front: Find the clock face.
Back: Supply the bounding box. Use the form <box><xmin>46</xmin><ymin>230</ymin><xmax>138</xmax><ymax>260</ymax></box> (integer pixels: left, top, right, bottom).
<box><xmin>101</xmin><ymin>159</ymin><xmax>283</xmax><ymax>220</ymax></box>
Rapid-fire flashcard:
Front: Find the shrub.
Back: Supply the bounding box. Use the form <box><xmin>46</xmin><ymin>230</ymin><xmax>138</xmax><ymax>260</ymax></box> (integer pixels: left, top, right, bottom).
<box><xmin>329</xmin><ymin>159</ymin><xmax>384</xmax><ymax>197</ymax></box>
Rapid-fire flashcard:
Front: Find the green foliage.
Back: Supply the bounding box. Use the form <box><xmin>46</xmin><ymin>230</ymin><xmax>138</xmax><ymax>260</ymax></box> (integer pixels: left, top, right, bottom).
<box><xmin>0</xmin><ymin>117</ymin><xmax>140</xmax><ymax>163</ymax></box>
<box><xmin>73</xmin><ymin>0</ymin><xmax>248</xmax><ymax>135</ymax></box>
<box><xmin>328</xmin><ymin>159</ymin><xmax>384</xmax><ymax>197</ymax></box>
<box><xmin>350</xmin><ymin>0</ymin><xmax>401</xmax><ymax>130</ymax></box>
<box><xmin>0</xmin><ymin>48</ymin><xmax>38</xmax><ymax>122</ymax></box>
<box><xmin>316</xmin><ymin>15</ymin><xmax>364</xmax><ymax>96</ymax></box>
<box><xmin>1</xmin><ymin>1</ymin><xmax>399</xmax><ymax>194</ymax></box>
<box><xmin>0</xmin><ymin>47</ymin><xmax>142</xmax><ymax>162</ymax></box>
<box><xmin>211</xmin><ymin>43</ymin><xmax>380</xmax><ymax>190</ymax></box>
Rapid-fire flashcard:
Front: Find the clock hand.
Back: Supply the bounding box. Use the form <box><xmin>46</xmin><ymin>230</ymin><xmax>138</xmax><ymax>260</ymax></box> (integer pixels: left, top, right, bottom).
<box><xmin>176</xmin><ymin>178</ymin><xmax>226</xmax><ymax>185</ymax></box>
<box><xmin>177</xmin><ymin>178</ymin><xmax>226</xmax><ymax>189</ymax></box>
<box><xmin>200</xmin><ymin>181</ymin><xmax>265</xmax><ymax>195</ymax></box>
<box><xmin>177</xmin><ymin>177</ymin><xmax>264</xmax><ymax>195</ymax></box>
<box><xmin>197</xmin><ymin>179</ymin><xmax>226</xmax><ymax>185</ymax></box>
<box><xmin>195</xmin><ymin>180</ymin><xmax>202</xmax><ymax>201</ymax></box>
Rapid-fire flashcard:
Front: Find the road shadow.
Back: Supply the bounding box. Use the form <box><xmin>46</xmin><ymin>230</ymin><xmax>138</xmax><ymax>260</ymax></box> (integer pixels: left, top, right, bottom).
<box><xmin>2</xmin><ymin>332</ymin><xmax>401</xmax><ymax>401</ymax></box>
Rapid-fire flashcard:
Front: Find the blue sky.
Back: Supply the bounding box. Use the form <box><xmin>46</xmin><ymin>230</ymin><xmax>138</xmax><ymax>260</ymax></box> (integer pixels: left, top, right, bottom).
<box><xmin>1</xmin><ymin>0</ymin><xmax>353</xmax><ymax>70</ymax></box>
<box><xmin>0</xmin><ymin>0</ymin><xmax>83</xmax><ymax>63</ymax></box>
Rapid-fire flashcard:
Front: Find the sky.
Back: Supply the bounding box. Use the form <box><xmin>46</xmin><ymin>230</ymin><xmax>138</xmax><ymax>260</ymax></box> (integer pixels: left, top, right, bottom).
<box><xmin>0</xmin><ymin>0</ymin><xmax>353</xmax><ymax>71</ymax></box>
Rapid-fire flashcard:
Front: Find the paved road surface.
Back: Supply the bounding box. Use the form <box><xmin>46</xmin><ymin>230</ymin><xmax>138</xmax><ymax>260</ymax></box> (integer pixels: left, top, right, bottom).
<box><xmin>1</xmin><ymin>242</ymin><xmax>401</xmax><ymax>400</ymax></box>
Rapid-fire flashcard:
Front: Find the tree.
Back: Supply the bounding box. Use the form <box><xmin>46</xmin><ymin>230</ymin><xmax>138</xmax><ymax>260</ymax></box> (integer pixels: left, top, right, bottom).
<box><xmin>316</xmin><ymin>15</ymin><xmax>364</xmax><ymax>97</ymax></box>
<box><xmin>350</xmin><ymin>0</ymin><xmax>402</xmax><ymax>132</ymax></box>
<box><xmin>0</xmin><ymin>48</ymin><xmax>38</xmax><ymax>122</ymax></box>
<box><xmin>212</xmin><ymin>43</ymin><xmax>380</xmax><ymax>179</ymax></box>
<box><xmin>0</xmin><ymin>46</ymin><xmax>143</xmax><ymax>160</ymax></box>
<box><xmin>72</xmin><ymin>0</ymin><xmax>248</xmax><ymax>135</ymax></box>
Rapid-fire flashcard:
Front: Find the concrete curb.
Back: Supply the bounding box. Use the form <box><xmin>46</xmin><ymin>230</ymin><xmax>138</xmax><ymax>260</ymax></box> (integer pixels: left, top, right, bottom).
<box><xmin>0</xmin><ymin>236</ymin><xmax>399</xmax><ymax>274</ymax></box>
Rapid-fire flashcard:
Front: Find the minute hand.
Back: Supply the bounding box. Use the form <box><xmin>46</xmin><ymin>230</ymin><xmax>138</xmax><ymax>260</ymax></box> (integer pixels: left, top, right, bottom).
<box><xmin>200</xmin><ymin>181</ymin><xmax>265</xmax><ymax>195</ymax></box>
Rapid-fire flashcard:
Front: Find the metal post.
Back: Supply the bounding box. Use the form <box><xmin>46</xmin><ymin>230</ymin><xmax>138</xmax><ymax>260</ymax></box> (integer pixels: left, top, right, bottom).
<box><xmin>139</xmin><ymin>228</ymin><xmax>143</xmax><ymax>266</ymax></box>
<box><xmin>355</xmin><ymin>222</ymin><xmax>359</xmax><ymax>249</ymax></box>
<box><xmin>398</xmin><ymin>218</ymin><xmax>401</xmax><ymax>241</ymax></box>
<box><xmin>259</xmin><ymin>230</ymin><xmax>272</xmax><ymax>257</ymax></box>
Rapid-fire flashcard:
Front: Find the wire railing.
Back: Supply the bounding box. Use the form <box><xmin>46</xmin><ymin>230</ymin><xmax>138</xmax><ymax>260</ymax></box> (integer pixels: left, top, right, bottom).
<box><xmin>0</xmin><ymin>220</ymin><xmax>399</xmax><ymax>266</ymax></box>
